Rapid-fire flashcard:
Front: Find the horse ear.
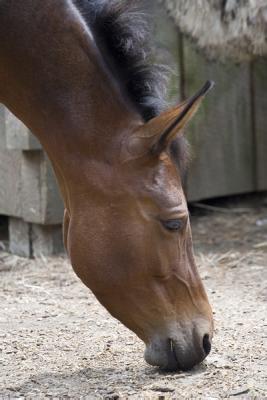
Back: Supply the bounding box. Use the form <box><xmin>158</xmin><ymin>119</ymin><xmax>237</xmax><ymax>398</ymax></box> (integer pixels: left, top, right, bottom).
<box><xmin>150</xmin><ymin>80</ymin><xmax>214</xmax><ymax>155</ymax></box>
<box><xmin>126</xmin><ymin>81</ymin><xmax>214</xmax><ymax>159</ymax></box>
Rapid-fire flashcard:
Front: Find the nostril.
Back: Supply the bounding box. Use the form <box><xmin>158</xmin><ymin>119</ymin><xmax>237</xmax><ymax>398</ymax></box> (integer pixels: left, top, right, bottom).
<box><xmin>203</xmin><ymin>334</ymin><xmax>211</xmax><ymax>355</ymax></box>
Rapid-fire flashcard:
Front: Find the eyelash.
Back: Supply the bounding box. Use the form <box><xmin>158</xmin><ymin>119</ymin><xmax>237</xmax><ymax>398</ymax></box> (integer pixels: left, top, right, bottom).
<box><xmin>161</xmin><ymin>219</ymin><xmax>184</xmax><ymax>232</ymax></box>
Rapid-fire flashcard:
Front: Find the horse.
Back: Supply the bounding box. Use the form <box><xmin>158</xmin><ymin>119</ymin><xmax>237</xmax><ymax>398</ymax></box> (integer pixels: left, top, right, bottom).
<box><xmin>0</xmin><ymin>0</ymin><xmax>214</xmax><ymax>371</ymax></box>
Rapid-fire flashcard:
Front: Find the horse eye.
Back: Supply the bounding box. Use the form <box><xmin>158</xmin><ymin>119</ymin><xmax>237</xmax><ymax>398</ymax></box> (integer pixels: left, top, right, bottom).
<box><xmin>161</xmin><ymin>219</ymin><xmax>183</xmax><ymax>232</ymax></box>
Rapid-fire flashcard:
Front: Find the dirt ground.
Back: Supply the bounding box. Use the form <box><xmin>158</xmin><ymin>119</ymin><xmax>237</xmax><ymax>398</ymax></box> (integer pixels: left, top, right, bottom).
<box><xmin>0</xmin><ymin>195</ymin><xmax>266</xmax><ymax>399</ymax></box>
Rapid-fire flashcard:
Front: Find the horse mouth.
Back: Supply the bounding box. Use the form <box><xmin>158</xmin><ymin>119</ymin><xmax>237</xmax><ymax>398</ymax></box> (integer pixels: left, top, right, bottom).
<box><xmin>163</xmin><ymin>338</ymin><xmax>206</xmax><ymax>372</ymax></box>
<box><xmin>145</xmin><ymin>332</ymin><xmax>210</xmax><ymax>372</ymax></box>
<box><xmin>159</xmin><ymin>338</ymin><xmax>180</xmax><ymax>372</ymax></box>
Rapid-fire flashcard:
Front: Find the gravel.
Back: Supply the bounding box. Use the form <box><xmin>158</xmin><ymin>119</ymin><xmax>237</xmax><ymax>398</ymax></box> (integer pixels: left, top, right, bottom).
<box><xmin>0</xmin><ymin>195</ymin><xmax>266</xmax><ymax>399</ymax></box>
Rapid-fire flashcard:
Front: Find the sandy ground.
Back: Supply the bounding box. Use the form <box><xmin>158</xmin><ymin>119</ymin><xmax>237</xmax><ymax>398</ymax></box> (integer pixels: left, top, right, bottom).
<box><xmin>0</xmin><ymin>195</ymin><xmax>266</xmax><ymax>399</ymax></box>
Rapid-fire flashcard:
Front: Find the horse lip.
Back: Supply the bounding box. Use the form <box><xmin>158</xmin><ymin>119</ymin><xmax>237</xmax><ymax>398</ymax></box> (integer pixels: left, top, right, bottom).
<box><xmin>160</xmin><ymin>338</ymin><xmax>180</xmax><ymax>372</ymax></box>
<box><xmin>165</xmin><ymin>338</ymin><xmax>203</xmax><ymax>372</ymax></box>
<box><xmin>170</xmin><ymin>341</ymin><xmax>188</xmax><ymax>371</ymax></box>
<box><xmin>170</xmin><ymin>338</ymin><xmax>179</xmax><ymax>364</ymax></box>
<box><xmin>146</xmin><ymin>336</ymin><xmax>207</xmax><ymax>372</ymax></box>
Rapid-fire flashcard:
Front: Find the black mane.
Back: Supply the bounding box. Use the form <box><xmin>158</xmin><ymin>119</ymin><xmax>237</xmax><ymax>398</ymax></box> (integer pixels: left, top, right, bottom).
<box><xmin>73</xmin><ymin>0</ymin><xmax>168</xmax><ymax>121</ymax></box>
<box><xmin>73</xmin><ymin>0</ymin><xmax>189</xmax><ymax>178</ymax></box>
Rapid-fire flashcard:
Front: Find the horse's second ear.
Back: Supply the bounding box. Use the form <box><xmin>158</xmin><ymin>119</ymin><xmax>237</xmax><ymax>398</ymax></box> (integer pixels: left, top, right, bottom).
<box><xmin>127</xmin><ymin>80</ymin><xmax>214</xmax><ymax>159</ymax></box>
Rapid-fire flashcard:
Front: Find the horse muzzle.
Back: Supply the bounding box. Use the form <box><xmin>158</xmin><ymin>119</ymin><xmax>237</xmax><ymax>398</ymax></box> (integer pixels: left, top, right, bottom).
<box><xmin>144</xmin><ymin>322</ymin><xmax>212</xmax><ymax>371</ymax></box>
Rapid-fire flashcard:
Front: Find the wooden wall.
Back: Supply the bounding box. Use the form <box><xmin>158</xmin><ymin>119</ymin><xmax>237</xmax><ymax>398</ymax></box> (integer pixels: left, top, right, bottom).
<box><xmin>253</xmin><ymin>60</ymin><xmax>267</xmax><ymax>191</ymax></box>
<box><xmin>183</xmin><ymin>40</ymin><xmax>256</xmax><ymax>200</ymax></box>
<box><xmin>149</xmin><ymin>2</ymin><xmax>267</xmax><ymax>200</ymax></box>
<box><xmin>0</xmin><ymin>107</ymin><xmax>63</xmax><ymax>256</ymax></box>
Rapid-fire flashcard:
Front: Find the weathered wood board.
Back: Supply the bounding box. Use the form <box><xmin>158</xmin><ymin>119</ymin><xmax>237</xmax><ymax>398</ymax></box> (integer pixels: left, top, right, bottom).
<box><xmin>0</xmin><ymin>106</ymin><xmax>5</xmax><ymax>147</ymax></box>
<box><xmin>182</xmin><ymin>40</ymin><xmax>255</xmax><ymax>201</ymax></box>
<box><xmin>8</xmin><ymin>217</ymin><xmax>31</xmax><ymax>257</ymax></box>
<box><xmin>5</xmin><ymin>108</ymin><xmax>41</xmax><ymax>150</ymax></box>
<box><xmin>143</xmin><ymin>2</ymin><xmax>265</xmax><ymax>202</ymax></box>
<box><xmin>140</xmin><ymin>0</ymin><xmax>181</xmax><ymax>105</ymax></box>
<box><xmin>0</xmin><ymin>148</ymin><xmax>23</xmax><ymax>217</ymax></box>
<box><xmin>0</xmin><ymin>107</ymin><xmax>64</xmax><ymax>225</ymax></box>
<box><xmin>253</xmin><ymin>60</ymin><xmax>267</xmax><ymax>191</ymax></box>
<box><xmin>0</xmin><ymin>105</ymin><xmax>64</xmax><ymax>256</ymax></box>
<box><xmin>9</xmin><ymin>217</ymin><xmax>64</xmax><ymax>257</ymax></box>
<box><xmin>0</xmin><ymin>109</ymin><xmax>23</xmax><ymax>216</ymax></box>
<box><xmin>21</xmin><ymin>151</ymin><xmax>63</xmax><ymax>225</ymax></box>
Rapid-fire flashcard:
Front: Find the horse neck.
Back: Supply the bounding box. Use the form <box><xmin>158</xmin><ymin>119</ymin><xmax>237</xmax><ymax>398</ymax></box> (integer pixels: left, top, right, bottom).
<box><xmin>0</xmin><ymin>0</ymin><xmax>138</xmax><ymax>206</ymax></box>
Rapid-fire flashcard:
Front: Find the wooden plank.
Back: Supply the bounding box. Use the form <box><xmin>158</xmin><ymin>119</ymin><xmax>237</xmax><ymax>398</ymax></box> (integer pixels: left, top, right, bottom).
<box><xmin>21</xmin><ymin>151</ymin><xmax>44</xmax><ymax>223</ymax></box>
<box><xmin>9</xmin><ymin>217</ymin><xmax>64</xmax><ymax>257</ymax></box>
<box><xmin>253</xmin><ymin>60</ymin><xmax>267</xmax><ymax>191</ymax></box>
<box><xmin>183</xmin><ymin>39</ymin><xmax>255</xmax><ymax>201</ymax></box>
<box><xmin>0</xmin><ymin>105</ymin><xmax>6</xmax><ymax>148</ymax></box>
<box><xmin>0</xmin><ymin>148</ymin><xmax>63</xmax><ymax>224</ymax></box>
<box><xmin>21</xmin><ymin>151</ymin><xmax>63</xmax><ymax>224</ymax></box>
<box><xmin>0</xmin><ymin>149</ymin><xmax>22</xmax><ymax>217</ymax></box>
<box><xmin>0</xmin><ymin>107</ymin><xmax>63</xmax><ymax>224</ymax></box>
<box><xmin>138</xmin><ymin>0</ymin><xmax>181</xmax><ymax>104</ymax></box>
<box><xmin>32</xmin><ymin>224</ymin><xmax>64</xmax><ymax>257</ymax></box>
<box><xmin>9</xmin><ymin>217</ymin><xmax>31</xmax><ymax>257</ymax></box>
<box><xmin>151</xmin><ymin>1</ymin><xmax>181</xmax><ymax>104</ymax></box>
<box><xmin>5</xmin><ymin>108</ymin><xmax>41</xmax><ymax>150</ymax></box>
<box><xmin>41</xmin><ymin>155</ymin><xmax>64</xmax><ymax>224</ymax></box>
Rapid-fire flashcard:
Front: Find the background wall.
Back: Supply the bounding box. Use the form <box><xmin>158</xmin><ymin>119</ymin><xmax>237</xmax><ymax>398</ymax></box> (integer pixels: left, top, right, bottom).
<box><xmin>147</xmin><ymin>0</ymin><xmax>267</xmax><ymax>201</ymax></box>
<box><xmin>0</xmin><ymin>1</ymin><xmax>266</xmax><ymax>256</ymax></box>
